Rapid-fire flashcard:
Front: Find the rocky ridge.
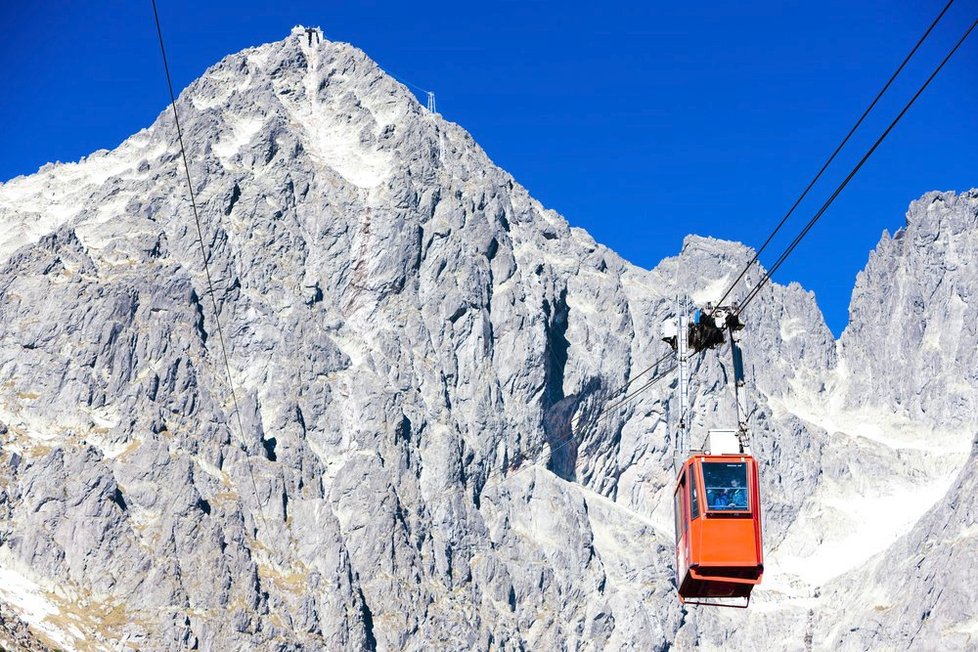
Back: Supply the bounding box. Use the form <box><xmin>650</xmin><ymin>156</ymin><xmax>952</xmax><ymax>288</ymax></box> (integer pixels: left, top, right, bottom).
<box><xmin>0</xmin><ymin>26</ymin><xmax>975</xmax><ymax>651</ymax></box>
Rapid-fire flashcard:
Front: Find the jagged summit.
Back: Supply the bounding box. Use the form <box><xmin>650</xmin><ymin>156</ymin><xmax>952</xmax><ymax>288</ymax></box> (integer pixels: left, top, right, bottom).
<box><xmin>0</xmin><ymin>30</ymin><xmax>976</xmax><ymax>651</ymax></box>
<box><xmin>0</xmin><ymin>30</ymin><xmax>405</xmax><ymax>252</ymax></box>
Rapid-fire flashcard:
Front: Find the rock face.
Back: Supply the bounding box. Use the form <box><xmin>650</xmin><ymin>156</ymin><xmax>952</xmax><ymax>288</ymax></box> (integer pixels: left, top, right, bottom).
<box><xmin>841</xmin><ymin>192</ymin><xmax>978</xmax><ymax>428</ymax></box>
<box><xmin>0</xmin><ymin>26</ymin><xmax>975</xmax><ymax>651</ymax></box>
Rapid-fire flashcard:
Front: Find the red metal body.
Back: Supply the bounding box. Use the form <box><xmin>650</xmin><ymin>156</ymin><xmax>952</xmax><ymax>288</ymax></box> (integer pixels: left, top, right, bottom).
<box><xmin>674</xmin><ymin>454</ymin><xmax>764</xmax><ymax>605</ymax></box>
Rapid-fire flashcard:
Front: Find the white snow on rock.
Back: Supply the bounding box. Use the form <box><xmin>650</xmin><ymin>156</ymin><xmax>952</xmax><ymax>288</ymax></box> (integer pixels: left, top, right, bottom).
<box><xmin>211</xmin><ymin>115</ymin><xmax>266</xmax><ymax>159</ymax></box>
<box><xmin>0</xmin><ymin>558</ymin><xmax>86</xmax><ymax>651</ymax></box>
<box><xmin>0</xmin><ymin>26</ymin><xmax>976</xmax><ymax>650</ymax></box>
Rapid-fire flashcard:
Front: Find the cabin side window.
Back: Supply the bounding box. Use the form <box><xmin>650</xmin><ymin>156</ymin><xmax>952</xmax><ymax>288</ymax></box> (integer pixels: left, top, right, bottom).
<box><xmin>690</xmin><ymin>474</ymin><xmax>700</xmax><ymax>519</ymax></box>
<box><xmin>703</xmin><ymin>462</ymin><xmax>749</xmax><ymax>511</ymax></box>
<box><xmin>674</xmin><ymin>475</ymin><xmax>687</xmax><ymax>542</ymax></box>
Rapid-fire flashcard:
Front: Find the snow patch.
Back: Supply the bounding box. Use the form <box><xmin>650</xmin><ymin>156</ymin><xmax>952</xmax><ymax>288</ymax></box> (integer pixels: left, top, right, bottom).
<box><xmin>212</xmin><ymin>115</ymin><xmax>265</xmax><ymax>158</ymax></box>
<box><xmin>0</xmin><ymin>558</ymin><xmax>78</xmax><ymax>651</ymax></box>
<box><xmin>771</xmin><ymin>369</ymin><xmax>971</xmax><ymax>454</ymax></box>
<box><xmin>780</xmin><ymin>316</ymin><xmax>805</xmax><ymax>342</ymax></box>
<box><xmin>691</xmin><ymin>275</ymin><xmax>731</xmax><ymax>305</ymax></box>
<box><xmin>296</xmin><ymin>112</ymin><xmax>390</xmax><ymax>188</ymax></box>
<box><xmin>770</xmin><ymin>474</ymin><xmax>955</xmax><ymax>587</ymax></box>
<box><xmin>951</xmin><ymin>617</ymin><xmax>978</xmax><ymax>636</ymax></box>
<box><xmin>191</xmin><ymin>63</ymin><xmax>256</xmax><ymax>111</ymax></box>
<box><xmin>247</xmin><ymin>50</ymin><xmax>269</xmax><ymax>69</ymax></box>
<box><xmin>0</xmin><ymin>139</ymin><xmax>166</xmax><ymax>264</ymax></box>
<box><xmin>922</xmin><ymin>293</ymin><xmax>967</xmax><ymax>352</ymax></box>
<box><xmin>270</xmin><ymin>38</ymin><xmax>392</xmax><ymax>189</ymax></box>
<box><xmin>766</xmin><ymin>372</ymin><xmax>972</xmax><ymax>591</ymax></box>
<box><xmin>193</xmin><ymin>455</ymin><xmax>230</xmax><ymax>483</ymax></box>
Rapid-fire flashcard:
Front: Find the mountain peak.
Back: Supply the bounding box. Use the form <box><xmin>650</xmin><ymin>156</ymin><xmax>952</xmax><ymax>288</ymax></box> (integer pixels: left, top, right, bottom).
<box><xmin>1</xmin><ymin>29</ymin><xmax>976</xmax><ymax>651</ymax></box>
<box><xmin>171</xmin><ymin>28</ymin><xmax>435</xmax><ymax>192</ymax></box>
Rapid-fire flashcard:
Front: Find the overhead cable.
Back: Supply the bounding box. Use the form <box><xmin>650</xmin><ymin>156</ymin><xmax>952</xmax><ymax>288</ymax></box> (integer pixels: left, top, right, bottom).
<box><xmin>711</xmin><ymin>0</ymin><xmax>958</xmax><ymax>315</ymax></box>
<box><xmin>569</xmin><ymin>350</ymin><xmax>674</xmax><ymax>428</ymax></box>
<box><xmin>737</xmin><ymin>15</ymin><xmax>978</xmax><ymax>313</ymax></box>
<box><xmin>151</xmin><ymin>0</ymin><xmax>270</xmax><ymax>533</ymax></box>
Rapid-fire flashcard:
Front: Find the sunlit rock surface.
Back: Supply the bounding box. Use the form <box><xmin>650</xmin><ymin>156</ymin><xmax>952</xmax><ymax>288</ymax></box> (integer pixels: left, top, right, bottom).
<box><xmin>0</xmin><ymin>25</ymin><xmax>975</xmax><ymax>650</ymax></box>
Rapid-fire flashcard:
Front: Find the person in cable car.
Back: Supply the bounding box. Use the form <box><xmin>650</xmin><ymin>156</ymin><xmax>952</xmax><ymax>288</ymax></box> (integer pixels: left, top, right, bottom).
<box><xmin>728</xmin><ymin>478</ymin><xmax>747</xmax><ymax>509</ymax></box>
<box><xmin>703</xmin><ymin>464</ymin><xmax>750</xmax><ymax>510</ymax></box>
<box><xmin>709</xmin><ymin>488</ymin><xmax>728</xmax><ymax>510</ymax></box>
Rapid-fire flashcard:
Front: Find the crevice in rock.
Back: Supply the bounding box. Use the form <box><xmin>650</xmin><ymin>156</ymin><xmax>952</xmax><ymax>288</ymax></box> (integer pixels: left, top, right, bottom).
<box><xmin>294</xmin><ymin>404</ymin><xmax>307</xmax><ymax>436</ymax></box>
<box><xmin>305</xmin><ymin>282</ymin><xmax>324</xmax><ymax>306</ymax></box>
<box><xmin>263</xmin><ymin>134</ymin><xmax>278</xmax><ymax>164</ymax></box>
<box><xmin>224</xmin><ymin>183</ymin><xmax>241</xmax><ymax>215</ymax></box>
<box><xmin>195</xmin><ymin>497</ymin><xmax>211</xmax><ymax>515</ymax></box>
<box><xmin>395</xmin><ymin>415</ymin><xmax>412</xmax><ymax>445</ymax></box>
<box><xmin>358</xmin><ymin>587</ymin><xmax>377</xmax><ymax>651</ymax></box>
<box><xmin>262</xmin><ymin>436</ymin><xmax>277</xmax><ymax>462</ymax></box>
<box><xmin>544</xmin><ymin>395</ymin><xmax>581</xmax><ymax>481</ymax></box>
<box><xmin>542</xmin><ymin>290</ymin><xmax>570</xmax><ymax>409</ymax></box>
<box><xmin>189</xmin><ymin>290</ymin><xmax>208</xmax><ymax>344</ymax></box>
<box><xmin>448</xmin><ymin>305</ymin><xmax>467</xmax><ymax>323</ymax></box>
<box><xmin>486</xmin><ymin>237</ymin><xmax>499</xmax><ymax>261</ymax></box>
<box><xmin>542</xmin><ymin>289</ymin><xmax>577</xmax><ymax>479</ymax></box>
<box><xmin>110</xmin><ymin>487</ymin><xmax>128</xmax><ymax>512</ymax></box>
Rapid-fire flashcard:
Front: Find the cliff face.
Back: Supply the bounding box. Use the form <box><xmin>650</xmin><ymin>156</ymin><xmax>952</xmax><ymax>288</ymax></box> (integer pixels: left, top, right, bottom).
<box><xmin>813</xmin><ymin>190</ymin><xmax>978</xmax><ymax>649</ymax></box>
<box><xmin>0</xmin><ymin>26</ymin><xmax>975</xmax><ymax>650</ymax></box>
<box><xmin>841</xmin><ymin>191</ymin><xmax>978</xmax><ymax>427</ymax></box>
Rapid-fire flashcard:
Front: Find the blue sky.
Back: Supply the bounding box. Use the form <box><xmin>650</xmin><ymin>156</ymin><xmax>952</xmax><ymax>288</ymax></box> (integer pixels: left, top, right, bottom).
<box><xmin>1</xmin><ymin>1</ymin><xmax>975</xmax><ymax>335</ymax></box>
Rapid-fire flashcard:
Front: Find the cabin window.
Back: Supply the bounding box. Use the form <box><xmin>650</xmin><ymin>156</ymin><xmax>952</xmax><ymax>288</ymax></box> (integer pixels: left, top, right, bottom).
<box><xmin>703</xmin><ymin>462</ymin><xmax>749</xmax><ymax>511</ymax></box>
<box><xmin>674</xmin><ymin>475</ymin><xmax>686</xmax><ymax>541</ymax></box>
<box><xmin>690</xmin><ymin>476</ymin><xmax>700</xmax><ymax>519</ymax></box>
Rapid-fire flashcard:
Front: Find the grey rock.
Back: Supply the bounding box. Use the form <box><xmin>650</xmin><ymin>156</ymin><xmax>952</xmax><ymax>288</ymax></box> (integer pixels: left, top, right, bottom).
<box><xmin>0</xmin><ymin>25</ymin><xmax>975</xmax><ymax>651</ymax></box>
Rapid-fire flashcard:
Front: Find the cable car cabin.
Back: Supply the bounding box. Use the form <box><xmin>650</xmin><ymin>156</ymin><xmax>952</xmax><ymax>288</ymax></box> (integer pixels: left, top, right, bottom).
<box><xmin>673</xmin><ymin>453</ymin><xmax>763</xmax><ymax>606</ymax></box>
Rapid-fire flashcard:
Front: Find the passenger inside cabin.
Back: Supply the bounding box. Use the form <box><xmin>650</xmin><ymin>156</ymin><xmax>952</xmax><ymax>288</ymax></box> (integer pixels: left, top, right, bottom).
<box><xmin>709</xmin><ymin>489</ymin><xmax>728</xmax><ymax>509</ymax></box>
<box><xmin>703</xmin><ymin>461</ymin><xmax>750</xmax><ymax>510</ymax></box>
<box><xmin>727</xmin><ymin>478</ymin><xmax>747</xmax><ymax>509</ymax></box>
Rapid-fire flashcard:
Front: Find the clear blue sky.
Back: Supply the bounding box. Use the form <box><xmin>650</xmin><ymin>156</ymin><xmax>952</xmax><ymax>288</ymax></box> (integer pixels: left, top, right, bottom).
<box><xmin>1</xmin><ymin>1</ymin><xmax>976</xmax><ymax>335</ymax></box>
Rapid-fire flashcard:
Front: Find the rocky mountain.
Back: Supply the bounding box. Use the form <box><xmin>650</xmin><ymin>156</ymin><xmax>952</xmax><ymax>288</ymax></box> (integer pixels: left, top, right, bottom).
<box><xmin>0</xmin><ymin>26</ymin><xmax>975</xmax><ymax>651</ymax></box>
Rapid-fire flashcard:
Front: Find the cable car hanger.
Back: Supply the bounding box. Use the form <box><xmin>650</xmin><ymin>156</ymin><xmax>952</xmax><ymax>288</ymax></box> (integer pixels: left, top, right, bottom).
<box><xmin>664</xmin><ymin>298</ymin><xmax>763</xmax><ymax>608</ymax></box>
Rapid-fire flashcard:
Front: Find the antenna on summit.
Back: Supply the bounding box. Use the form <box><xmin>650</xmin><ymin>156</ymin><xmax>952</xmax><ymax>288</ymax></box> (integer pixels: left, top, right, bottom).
<box><xmin>304</xmin><ymin>27</ymin><xmax>321</xmax><ymax>47</ymax></box>
<box><xmin>383</xmin><ymin>67</ymin><xmax>438</xmax><ymax>114</ymax></box>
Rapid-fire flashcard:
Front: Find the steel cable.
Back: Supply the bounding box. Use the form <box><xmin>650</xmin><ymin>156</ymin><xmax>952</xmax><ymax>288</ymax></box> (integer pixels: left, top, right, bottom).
<box><xmin>151</xmin><ymin>0</ymin><xmax>270</xmax><ymax>534</ymax></box>
<box><xmin>710</xmin><ymin>0</ymin><xmax>958</xmax><ymax>316</ymax></box>
<box><xmin>737</xmin><ymin>16</ymin><xmax>978</xmax><ymax>314</ymax></box>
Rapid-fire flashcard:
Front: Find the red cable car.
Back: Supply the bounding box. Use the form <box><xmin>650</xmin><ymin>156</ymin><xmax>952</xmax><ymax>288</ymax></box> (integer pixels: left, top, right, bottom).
<box><xmin>663</xmin><ymin>303</ymin><xmax>764</xmax><ymax>607</ymax></box>
<box><xmin>674</xmin><ymin>448</ymin><xmax>764</xmax><ymax>606</ymax></box>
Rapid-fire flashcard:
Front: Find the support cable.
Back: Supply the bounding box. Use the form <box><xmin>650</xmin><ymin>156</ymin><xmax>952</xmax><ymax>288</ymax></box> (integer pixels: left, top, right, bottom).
<box><xmin>710</xmin><ymin>0</ymin><xmax>958</xmax><ymax>316</ymax></box>
<box><xmin>151</xmin><ymin>0</ymin><xmax>270</xmax><ymax>534</ymax></box>
<box><xmin>610</xmin><ymin>351</ymin><xmax>674</xmax><ymax>396</ymax></box>
<box><xmin>378</xmin><ymin>64</ymin><xmax>438</xmax><ymax>112</ymax></box>
<box><xmin>736</xmin><ymin>15</ymin><xmax>978</xmax><ymax>314</ymax></box>
<box><xmin>570</xmin><ymin>350</ymin><xmax>674</xmax><ymax>429</ymax></box>
<box><xmin>590</xmin><ymin>362</ymin><xmax>678</xmax><ymax>425</ymax></box>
